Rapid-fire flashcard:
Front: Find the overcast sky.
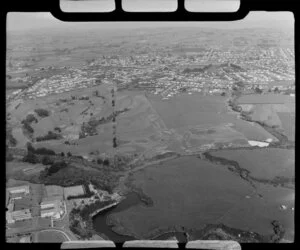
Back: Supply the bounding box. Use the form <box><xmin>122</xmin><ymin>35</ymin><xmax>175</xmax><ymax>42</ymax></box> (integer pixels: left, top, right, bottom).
<box><xmin>7</xmin><ymin>10</ymin><xmax>294</xmax><ymax>32</ymax></box>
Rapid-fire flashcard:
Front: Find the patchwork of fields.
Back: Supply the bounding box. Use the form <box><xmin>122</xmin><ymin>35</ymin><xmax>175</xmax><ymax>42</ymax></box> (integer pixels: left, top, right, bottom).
<box><xmin>8</xmin><ymin>89</ymin><xmax>289</xmax><ymax>160</ymax></box>
<box><xmin>237</xmin><ymin>94</ymin><xmax>295</xmax><ymax>141</ymax></box>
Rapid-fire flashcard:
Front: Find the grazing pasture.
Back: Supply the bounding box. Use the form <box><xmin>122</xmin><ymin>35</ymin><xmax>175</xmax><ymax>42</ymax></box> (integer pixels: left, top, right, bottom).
<box><xmin>110</xmin><ymin>156</ymin><xmax>294</xmax><ymax>240</ymax></box>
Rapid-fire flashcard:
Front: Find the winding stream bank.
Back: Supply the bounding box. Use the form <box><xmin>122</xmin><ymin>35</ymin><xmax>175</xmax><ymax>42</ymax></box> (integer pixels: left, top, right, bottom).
<box><xmin>91</xmin><ymin>94</ymin><xmax>294</xmax><ymax>243</ymax></box>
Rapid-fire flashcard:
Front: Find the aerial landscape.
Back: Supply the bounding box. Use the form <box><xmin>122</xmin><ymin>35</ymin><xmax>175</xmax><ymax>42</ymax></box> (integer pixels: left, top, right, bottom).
<box><xmin>6</xmin><ymin>11</ymin><xmax>295</xmax><ymax>243</ymax></box>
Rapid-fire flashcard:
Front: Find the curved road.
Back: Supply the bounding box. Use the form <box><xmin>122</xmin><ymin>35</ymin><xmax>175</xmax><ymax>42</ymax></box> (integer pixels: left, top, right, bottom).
<box><xmin>36</xmin><ymin>229</ymin><xmax>71</xmax><ymax>242</ymax></box>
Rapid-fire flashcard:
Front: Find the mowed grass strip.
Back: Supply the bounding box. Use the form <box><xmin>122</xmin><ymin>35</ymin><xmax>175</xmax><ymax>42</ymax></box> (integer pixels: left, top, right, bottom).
<box><xmin>36</xmin><ymin>230</ymin><xmax>68</xmax><ymax>243</ymax></box>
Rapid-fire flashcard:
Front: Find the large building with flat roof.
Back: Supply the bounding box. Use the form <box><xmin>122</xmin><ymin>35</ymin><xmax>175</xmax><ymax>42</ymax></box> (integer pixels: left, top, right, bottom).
<box><xmin>40</xmin><ymin>196</ymin><xmax>64</xmax><ymax>219</ymax></box>
<box><xmin>6</xmin><ymin>209</ymin><xmax>32</xmax><ymax>224</ymax></box>
<box><xmin>7</xmin><ymin>185</ymin><xmax>30</xmax><ymax>196</ymax></box>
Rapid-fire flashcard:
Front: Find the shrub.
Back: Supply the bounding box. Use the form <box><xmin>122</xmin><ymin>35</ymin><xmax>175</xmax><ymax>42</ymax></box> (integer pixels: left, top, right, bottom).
<box><xmin>26</xmin><ymin>142</ymin><xmax>35</xmax><ymax>153</ymax></box>
<box><xmin>34</xmin><ymin>108</ymin><xmax>50</xmax><ymax>117</ymax></box>
<box><xmin>22</xmin><ymin>114</ymin><xmax>38</xmax><ymax>124</ymax></box>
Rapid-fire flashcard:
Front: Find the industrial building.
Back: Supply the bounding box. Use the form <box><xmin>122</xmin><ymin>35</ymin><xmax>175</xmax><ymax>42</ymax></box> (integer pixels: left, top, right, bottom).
<box><xmin>6</xmin><ymin>209</ymin><xmax>32</xmax><ymax>224</ymax></box>
<box><xmin>7</xmin><ymin>185</ymin><xmax>30</xmax><ymax>196</ymax></box>
<box><xmin>40</xmin><ymin>196</ymin><xmax>64</xmax><ymax>219</ymax></box>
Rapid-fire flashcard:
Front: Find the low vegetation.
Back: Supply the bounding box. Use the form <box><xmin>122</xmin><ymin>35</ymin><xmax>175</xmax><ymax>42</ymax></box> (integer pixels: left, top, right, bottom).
<box><xmin>67</xmin><ymin>183</ymin><xmax>94</xmax><ymax>200</ymax></box>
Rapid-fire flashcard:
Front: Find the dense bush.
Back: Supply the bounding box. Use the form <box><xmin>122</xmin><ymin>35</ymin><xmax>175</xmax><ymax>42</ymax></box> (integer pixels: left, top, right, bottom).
<box><xmin>22</xmin><ymin>114</ymin><xmax>38</xmax><ymax>124</ymax></box>
<box><xmin>103</xmin><ymin>159</ymin><xmax>110</xmax><ymax>166</ymax></box>
<box><xmin>37</xmin><ymin>166</ymin><xmax>117</xmax><ymax>194</ymax></box>
<box><xmin>23</xmin><ymin>152</ymin><xmax>38</xmax><ymax>164</ymax></box>
<box><xmin>47</xmin><ymin>161</ymin><xmax>68</xmax><ymax>175</ymax></box>
<box><xmin>36</xmin><ymin>131</ymin><xmax>62</xmax><ymax>142</ymax></box>
<box><xmin>97</xmin><ymin>158</ymin><xmax>103</xmax><ymax>165</ymax></box>
<box><xmin>22</xmin><ymin>122</ymin><xmax>34</xmax><ymax>134</ymax></box>
<box><xmin>26</xmin><ymin>142</ymin><xmax>35</xmax><ymax>153</ymax></box>
<box><xmin>54</xmin><ymin>127</ymin><xmax>62</xmax><ymax>133</ymax></box>
<box><xmin>34</xmin><ymin>108</ymin><xmax>50</xmax><ymax>117</ymax></box>
<box><xmin>34</xmin><ymin>147</ymin><xmax>56</xmax><ymax>156</ymax></box>
<box><xmin>41</xmin><ymin>156</ymin><xmax>54</xmax><ymax>166</ymax></box>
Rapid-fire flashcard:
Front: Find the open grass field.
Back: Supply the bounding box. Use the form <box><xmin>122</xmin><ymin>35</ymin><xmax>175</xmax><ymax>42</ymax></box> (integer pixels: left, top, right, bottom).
<box><xmin>6</xmin><ymin>161</ymin><xmax>46</xmax><ymax>178</ymax></box>
<box><xmin>237</xmin><ymin>94</ymin><xmax>295</xmax><ymax>104</ymax></box>
<box><xmin>35</xmin><ymin>230</ymin><xmax>67</xmax><ymax>242</ymax></box>
<box><xmin>109</xmin><ymin>156</ymin><xmax>294</xmax><ymax>240</ymax></box>
<box><xmin>277</xmin><ymin>112</ymin><xmax>295</xmax><ymax>141</ymax></box>
<box><xmin>115</xmin><ymin>91</ymin><xmax>278</xmax><ymax>156</ymax></box>
<box><xmin>237</xmin><ymin>94</ymin><xmax>295</xmax><ymax>141</ymax></box>
<box><xmin>210</xmin><ymin>148</ymin><xmax>294</xmax><ymax>181</ymax></box>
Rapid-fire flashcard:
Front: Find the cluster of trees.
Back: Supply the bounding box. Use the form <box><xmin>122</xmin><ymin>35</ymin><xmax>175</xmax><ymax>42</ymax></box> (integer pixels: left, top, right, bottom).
<box><xmin>6</xmin><ymin>128</ymin><xmax>17</xmax><ymax>147</ymax></box>
<box><xmin>54</xmin><ymin>127</ymin><xmax>62</xmax><ymax>133</ymax></box>
<box><xmin>78</xmin><ymin>96</ymin><xmax>89</xmax><ymax>101</ymax></box>
<box><xmin>36</xmin><ymin>131</ymin><xmax>62</xmax><ymax>142</ymax></box>
<box><xmin>21</xmin><ymin>114</ymin><xmax>38</xmax><ymax>135</ymax></box>
<box><xmin>22</xmin><ymin>152</ymin><xmax>39</xmax><ymax>164</ymax></box>
<box><xmin>27</xmin><ymin>143</ymin><xmax>56</xmax><ymax>155</ymax></box>
<box><xmin>23</xmin><ymin>114</ymin><xmax>38</xmax><ymax>124</ymax></box>
<box><xmin>22</xmin><ymin>143</ymin><xmax>56</xmax><ymax>164</ymax></box>
<box><xmin>37</xmin><ymin>164</ymin><xmax>116</xmax><ymax>194</ymax></box>
<box><xmin>96</xmin><ymin>158</ymin><xmax>110</xmax><ymax>166</ymax></box>
<box><xmin>46</xmin><ymin>161</ymin><xmax>68</xmax><ymax>176</ymax></box>
<box><xmin>80</xmin><ymin>107</ymin><xmax>129</xmax><ymax>139</ymax></box>
<box><xmin>228</xmin><ymin>100</ymin><xmax>242</xmax><ymax>112</ymax></box>
<box><xmin>254</xmin><ymin>87</ymin><xmax>263</xmax><ymax>94</ymax></box>
<box><xmin>183</xmin><ymin>64</ymin><xmax>213</xmax><ymax>74</ymax></box>
<box><xmin>69</xmin><ymin>209</ymin><xmax>94</xmax><ymax>239</ymax></box>
<box><xmin>34</xmin><ymin>108</ymin><xmax>50</xmax><ymax>117</ymax></box>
